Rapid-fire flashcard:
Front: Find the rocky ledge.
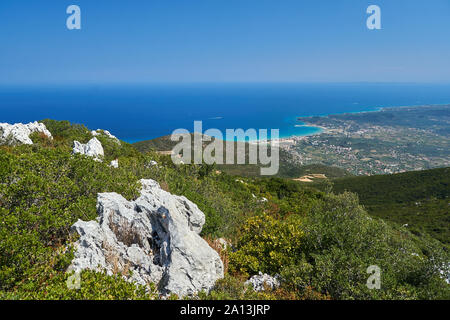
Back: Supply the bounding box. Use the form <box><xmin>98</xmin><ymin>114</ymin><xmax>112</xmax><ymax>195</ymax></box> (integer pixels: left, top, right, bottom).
<box><xmin>91</xmin><ymin>129</ymin><xmax>120</xmax><ymax>144</ymax></box>
<box><xmin>68</xmin><ymin>179</ymin><xmax>224</xmax><ymax>297</ymax></box>
<box><xmin>0</xmin><ymin>121</ymin><xmax>52</xmax><ymax>145</ymax></box>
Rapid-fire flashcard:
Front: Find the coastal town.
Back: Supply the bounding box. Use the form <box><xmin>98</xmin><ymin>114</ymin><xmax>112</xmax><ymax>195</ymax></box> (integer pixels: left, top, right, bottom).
<box><xmin>279</xmin><ymin>105</ymin><xmax>450</xmax><ymax>175</ymax></box>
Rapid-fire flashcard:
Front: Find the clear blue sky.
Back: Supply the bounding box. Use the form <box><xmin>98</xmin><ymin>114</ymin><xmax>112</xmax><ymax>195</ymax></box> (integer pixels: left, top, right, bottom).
<box><xmin>0</xmin><ymin>0</ymin><xmax>449</xmax><ymax>84</ymax></box>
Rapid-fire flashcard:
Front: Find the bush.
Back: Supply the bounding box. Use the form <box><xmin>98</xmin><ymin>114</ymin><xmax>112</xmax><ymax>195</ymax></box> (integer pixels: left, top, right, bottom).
<box><xmin>2</xmin><ymin>248</ymin><xmax>158</xmax><ymax>300</ymax></box>
<box><xmin>0</xmin><ymin>146</ymin><xmax>140</xmax><ymax>290</ymax></box>
<box><xmin>229</xmin><ymin>192</ymin><xmax>450</xmax><ymax>300</ymax></box>
<box><xmin>229</xmin><ymin>213</ymin><xmax>304</xmax><ymax>275</ymax></box>
<box><xmin>294</xmin><ymin>192</ymin><xmax>449</xmax><ymax>299</ymax></box>
<box><xmin>198</xmin><ymin>275</ymin><xmax>278</xmax><ymax>300</ymax></box>
<box><xmin>40</xmin><ymin>119</ymin><xmax>92</xmax><ymax>147</ymax></box>
<box><xmin>1</xmin><ymin>119</ymin><xmax>448</xmax><ymax>300</ymax></box>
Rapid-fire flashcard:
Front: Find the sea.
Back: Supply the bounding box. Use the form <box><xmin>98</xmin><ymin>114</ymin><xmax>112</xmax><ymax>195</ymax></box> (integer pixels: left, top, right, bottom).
<box><xmin>1</xmin><ymin>83</ymin><xmax>450</xmax><ymax>143</ymax></box>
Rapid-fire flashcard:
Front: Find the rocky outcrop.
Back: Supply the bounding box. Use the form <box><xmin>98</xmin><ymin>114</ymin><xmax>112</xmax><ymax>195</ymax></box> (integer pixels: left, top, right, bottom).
<box><xmin>68</xmin><ymin>179</ymin><xmax>224</xmax><ymax>297</ymax></box>
<box><xmin>72</xmin><ymin>137</ymin><xmax>104</xmax><ymax>161</ymax></box>
<box><xmin>245</xmin><ymin>272</ymin><xmax>280</xmax><ymax>291</ymax></box>
<box><xmin>91</xmin><ymin>129</ymin><xmax>120</xmax><ymax>144</ymax></box>
<box><xmin>0</xmin><ymin>121</ymin><xmax>52</xmax><ymax>145</ymax></box>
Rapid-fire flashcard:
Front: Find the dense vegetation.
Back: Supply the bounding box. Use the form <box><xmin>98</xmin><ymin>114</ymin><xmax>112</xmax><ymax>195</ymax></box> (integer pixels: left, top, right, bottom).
<box><xmin>0</xmin><ymin>120</ymin><xmax>448</xmax><ymax>300</ymax></box>
<box><xmin>311</xmin><ymin>168</ymin><xmax>450</xmax><ymax>246</ymax></box>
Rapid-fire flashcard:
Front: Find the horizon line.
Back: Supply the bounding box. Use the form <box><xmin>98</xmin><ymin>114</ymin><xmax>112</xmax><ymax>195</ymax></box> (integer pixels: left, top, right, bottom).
<box><xmin>2</xmin><ymin>81</ymin><xmax>450</xmax><ymax>88</ymax></box>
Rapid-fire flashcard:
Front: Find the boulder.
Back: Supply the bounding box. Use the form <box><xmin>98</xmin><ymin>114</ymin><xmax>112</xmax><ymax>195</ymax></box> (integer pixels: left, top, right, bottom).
<box><xmin>0</xmin><ymin>121</ymin><xmax>52</xmax><ymax>145</ymax></box>
<box><xmin>72</xmin><ymin>137</ymin><xmax>104</xmax><ymax>161</ymax></box>
<box><xmin>68</xmin><ymin>179</ymin><xmax>224</xmax><ymax>297</ymax></box>
<box><xmin>245</xmin><ymin>272</ymin><xmax>280</xmax><ymax>291</ymax></box>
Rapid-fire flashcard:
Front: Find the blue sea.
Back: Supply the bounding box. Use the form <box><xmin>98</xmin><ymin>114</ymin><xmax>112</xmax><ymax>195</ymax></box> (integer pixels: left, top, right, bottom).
<box><xmin>1</xmin><ymin>83</ymin><xmax>450</xmax><ymax>143</ymax></box>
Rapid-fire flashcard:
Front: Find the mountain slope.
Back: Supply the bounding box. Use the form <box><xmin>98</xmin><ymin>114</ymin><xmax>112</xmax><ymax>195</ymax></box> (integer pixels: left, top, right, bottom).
<box><xmin>312</xmin><ymin>167</ymin><xmax>450</xmax><ymax>245</ymax></box>
<box><xmin>0</xmin><ymin>120</ymin><xmax>448</xmax><ymax>300</ymax></box>
<box><xmin>132</xmin><ymin>135</ymin><xmax>351</xmax><ymax>179</ymax></box>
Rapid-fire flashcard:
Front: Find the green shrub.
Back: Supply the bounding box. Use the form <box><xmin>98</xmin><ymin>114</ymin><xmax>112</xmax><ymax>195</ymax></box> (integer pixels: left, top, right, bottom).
<box><xmin>0</xmin><ymin>146</ymin><xmax>140</xmax><ymax>290</ymax></box>
<box><xmin>0</xmin><ymin>120</ymin><xmax>448</xmax><ymax>300</ymax></box>
<box><xmin>198</xmin><ymin>275</ymin><xmax>278</xmax><ymax>300</ymax></box>
<box><xmin>229</xmin><ymin>192</ymin><xmax>449</xmax><ymax>300</ymax></box>
<box><xmin>2</xmin><ymin>248</ymin><xmax>158</xmax><ymax>300</ymax></box>
<box><xmin>229</xmin><ymin>213</ymin><xmax>304</xmax><ymax>275</ymax></box>
<box><xmin>40</xmin><ymin>119</ymin><xmax>92</xmax><ymax>147</ymax></box>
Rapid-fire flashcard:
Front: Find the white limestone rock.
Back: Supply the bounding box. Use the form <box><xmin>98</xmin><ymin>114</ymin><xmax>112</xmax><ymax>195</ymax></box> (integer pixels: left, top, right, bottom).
<box><xmin>72</xmin><ymin>137</ymin><xmax>104</xmax><ymax>161</ymax></box>
<box><xmin>68</xmin><ymin>179</ymin><xmax>224</xmax><ymax>297</ymax></box>
<box><xmin>245</xmin><ymin>272</ymin><xmax>280</xmax><ymax>292</ymax></box>
<box><xmin>91</xmin><ymin>129</ymin><xmax>120</xmax><ymax>144</ymax></box>
<box><xmin>110</xmin><ymin>159</ymin><xmax>119</xmax><ymax>168</ymax></box>
<box><xmin>144</xmin><ymin>160</ymin><xmax>158</xmax><ymax>169</ymax></box>
<box><xmin>217</xmin><ymin>238</ymin><xmax>228</xmax><ymax>248</ymax></box>
<box><xmin>215</xmin><ymin>238</ymin><xmax>231</xmax><ymax>250</ymax></box>
<box><xmin>0</xmin><ymin>121</ymin><xmax>52</xmax><ymax>145</ymax></box>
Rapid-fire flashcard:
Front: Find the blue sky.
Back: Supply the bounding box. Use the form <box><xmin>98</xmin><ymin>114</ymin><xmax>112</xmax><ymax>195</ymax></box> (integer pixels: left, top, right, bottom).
<box><xmin>0</xmin><ymin>0</ymin><xmax>449</xmax><ymax>84</ymax></box>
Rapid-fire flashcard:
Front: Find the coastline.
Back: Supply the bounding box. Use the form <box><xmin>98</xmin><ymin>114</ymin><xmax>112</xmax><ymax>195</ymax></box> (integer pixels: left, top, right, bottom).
<box><xmin>296</xmin><ymin>102</ymin><xmax>450</xmax><ymax>122</ymax></box>
<box><xmin>126</xmin><ymin>103</ymin><xmax>450</xmax><ymax>144</ymax></box>
<box><xmin>268</xmin><ymin>103</ymin><xmax>449</xmax><ymax>143</ymax></box>
<box><xmin>288</xmin><ymin>103</ymin><xmax>450</xmax><ymax>142</ymax></box>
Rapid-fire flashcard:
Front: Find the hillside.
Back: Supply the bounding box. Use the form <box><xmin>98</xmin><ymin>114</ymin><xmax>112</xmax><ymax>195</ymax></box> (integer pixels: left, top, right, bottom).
<box><xmin>133</xmin><ymin>134</ymin><xmax>180</xmax><ymax>153</ymax></box>
<box><xmin>0</xmin><ymin>120</ymin><xmax>448</xmax><ymax>300</ymax></box>
<box><xmin>311</xmin><ymin>167</ymin><xmax>450</xmax><ymax>245</ymax></box>
<box><xmin>132</xmin><ymin>135</ymin><xmax>351</xmax><ymax>179</ymax></box>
